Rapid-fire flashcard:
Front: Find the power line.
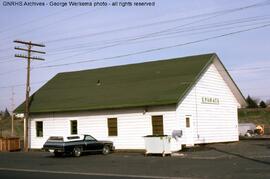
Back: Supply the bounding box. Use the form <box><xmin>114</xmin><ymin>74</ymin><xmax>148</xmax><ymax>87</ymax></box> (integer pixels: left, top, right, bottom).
<box><xmin>43</xmin><ymin>1</ymin><xmax>270</xmax><ymax>44</ymax></box>
<box><xmin>4</xmin><ymin>15</ymin><xmax>268</xmax><ymax>66</ymax></box>
<box><xmin>0</xmin><ymin>13</ymin><xmax>229</xmax><ymax>66</ymax></box>
<box><xmin>0</xmin><ymin>7</ymin><xmax>75</xmax><ymax>35</ymax></box>
<box><xmin>37</xmin><ymin>11</ymin><xmax>232</xmax><ymax>66</ymax></box>
<box><xmin>0</xmin><ymin>22</ymin><xmax>269</xmax><ymax>76</ymax></box>
<box><xmin>0</xmin><ymin>81</ymin><xmax>47</xmax><ymax>89</ymax></box>
<box><xmin>0</xmin><ymin>6</ymin><xmax>268</xmax><ymax>75</ymax></box>
<box><xmin>1</xmin><ymin>1</ymin><xmax>269</xmax><ymax>62</ymax></box>
<box><xmin>0</xmin><ymin>7</ymin><xmax>103</xmax><ymax>42</ymax></box>
<box><xmin>0</xmin><ymin>0</ymin><xmax>269</xmax><ymax>58</ymax></box>
<box><xmin>44</xmin><ymin>15</ymin><xmax>270</xmax><ymax>56</ymax></box>
<box><xmin>0</xmin><ymin>21</ymin><xmax>270</xmax><ymax>75</ymax></box>
<box><xmin>1</xmin><ymin>80</ymin><xmax>269</xmax><ymax>106</ymax></box>
<box><xmin>34</xmin><ymin>15</ymin><xmax>270</xmax><ymax>66</ymax></box>
<box><xmin>0</xmin><ymin>64</ymin><xmax>269</xmax><ymax>89</ymax></box>
<box><xmin>33</xmin><ymin>23</ymin><xmax>270</xmax><ymax>69</ymax></box>
<box><xmin>0</xmin><ymin>68</ymin><xmax>26</xmax><ymax>76</ymax></box>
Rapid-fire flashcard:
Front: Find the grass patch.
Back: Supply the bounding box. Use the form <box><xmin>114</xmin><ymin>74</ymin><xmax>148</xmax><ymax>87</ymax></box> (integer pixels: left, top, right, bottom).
<box><xmin>238</xmin><ymin>108</ymin><xmax>270</xmax><ymax>125</ymax></box>
<box><xmin>0</xmin><ymin>118</ymin><xmax>23</xmax><ymax>139</ymax></box>
<box><xmin>238</xmin><ymin>108</ymin><xmax>270</xmax><ymax>134</ymax></box>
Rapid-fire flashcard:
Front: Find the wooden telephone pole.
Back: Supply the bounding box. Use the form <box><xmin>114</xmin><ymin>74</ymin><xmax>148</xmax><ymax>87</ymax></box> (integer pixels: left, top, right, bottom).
<box><xmin>14</xmin><ymin>40</ymin><xmax>45</xmax><ymax>152</ymax></box>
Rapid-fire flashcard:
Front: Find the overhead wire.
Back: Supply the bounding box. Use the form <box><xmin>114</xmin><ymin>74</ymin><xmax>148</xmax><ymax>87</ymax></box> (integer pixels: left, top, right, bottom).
<box><xmin>1</xmin><ymin>18</ymin><xmax>270</xmax><ymax>76</ymax></box>
<box><xmin>34</xmin><ymin>14</ymin><xmax>270</xmax><ymax>66</ymax></box>
<box><xmin>0</xmin><ymin>64</ymin><xmax>270</xmax><ymax>89</ymax></box>
<box><xmin>42</xmin><ymin>0</ymin><xmax>270</xmax><ymax>44</ymax></box>
<box><xmin>0</xmin><ymin>0</ymin><xmax>269</xmax><ymax>96</ymax></box>
<box><xmin>0</xmin><ymin>7</ymin><xmax>104</xmax><ymax>42</ymax></box>
<box><xmin>0</xmin><ymin>6</ymin><xmax>76</xmax><ymax>35</ymax></box>
<box><xmin>33</xmin><ymin>19</ymin><xmax>268</xmax><ymax>64</ymax></box>
<box><xmin>46</xmin><ymin>15</ymin><xmax>268</xmax><ymax>55</ymax></box>
<box><xmin>1</xmin><ymin>1</ymin><xmax>269</xmax><ymax>62</ymax></box>
<box><xmin>0</xmin><ymin>21</ymin><xmax>269</xmax><ymax>76</ymax></box>
<box><xmin>30</xmin><ymin>23</ymin><xmax>270</xmax><ymax>70</ymax></box>
<box><xmin>0</xmin><ymin>0</ymin><xmax>269</xmax><ymax>56</ymax></box>
<box><xmin>0</xmin><ymin>6</ymin><xmax>241</xmax><ymax>65</ymax></box>
<box><xmin>37</xmin><ymin>11</ymin><xmax>233</xmax><ymax>66</ymax></box>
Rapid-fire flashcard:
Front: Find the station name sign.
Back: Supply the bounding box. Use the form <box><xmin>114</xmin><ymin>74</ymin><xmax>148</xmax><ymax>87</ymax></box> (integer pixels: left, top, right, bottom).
<box><xmin>201</xmin><ymin>96</ymin><xmax>219</xmax><ymax>104</ymax></box>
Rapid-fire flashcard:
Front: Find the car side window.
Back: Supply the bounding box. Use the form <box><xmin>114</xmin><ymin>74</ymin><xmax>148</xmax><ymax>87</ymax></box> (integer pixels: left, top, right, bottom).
<box><xmin>85</xmin><ymin>135</ymin><xmax>96</xmax><ymax>141</ymax></box>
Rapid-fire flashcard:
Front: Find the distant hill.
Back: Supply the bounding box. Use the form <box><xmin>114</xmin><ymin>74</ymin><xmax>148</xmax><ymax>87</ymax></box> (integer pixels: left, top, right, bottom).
<box><xmin>238</xmin><ymin>108</ymin><xmax>270</xmax><ymax>134</ymax></box>
<box><xmin>238</xmin><ymin>108</ymin><xmax>270</xmax><ymax>125</ymax></box>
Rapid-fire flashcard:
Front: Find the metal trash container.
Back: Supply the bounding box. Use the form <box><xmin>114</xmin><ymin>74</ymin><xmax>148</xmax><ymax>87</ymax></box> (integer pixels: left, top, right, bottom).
<box><xmin>144</xmin><ymin>135</ymin><xmax>171</xmax><ymax>156</ymax></box>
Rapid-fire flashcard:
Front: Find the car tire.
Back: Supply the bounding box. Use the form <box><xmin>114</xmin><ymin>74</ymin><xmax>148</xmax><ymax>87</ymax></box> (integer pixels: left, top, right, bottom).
<box><xmin>73</xmin><ymin>147</ymin><xmax>82</xmax><ymax>157</ymax></box>
<box><xmin>102</xmin><ymin>145</ymin><xmax>110</xmax><ymax>155</ymax></box>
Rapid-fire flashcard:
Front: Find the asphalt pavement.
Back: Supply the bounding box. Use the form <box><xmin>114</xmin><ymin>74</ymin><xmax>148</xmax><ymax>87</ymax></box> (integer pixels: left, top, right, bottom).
<box><xmin>0</xmin><ymin>140</ymin><xmax>270</xmax><ymax>179</ymax></box>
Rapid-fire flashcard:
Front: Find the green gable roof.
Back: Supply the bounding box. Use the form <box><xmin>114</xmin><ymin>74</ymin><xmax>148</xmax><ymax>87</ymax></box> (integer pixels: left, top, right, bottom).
<box><xmin>15</xmin><ymin>53</ymin><xmax>216</xmax><ymax>113</ymax></box>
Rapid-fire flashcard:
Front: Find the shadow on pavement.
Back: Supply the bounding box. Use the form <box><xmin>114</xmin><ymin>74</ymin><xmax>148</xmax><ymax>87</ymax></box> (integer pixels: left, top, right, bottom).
<box><xmin>253</xmin><ymin>143</ymin><xmax>270</xmax><ymax>149</ymax></box>
<box><xmin>181</xmin><ymin>145</ymin><xmax>213</xmax><ymax>152</ymax></box>
<box><xmin>212</xmin><ymin>147</ymin><xmax>270</xmax><ymax>166</ymax></box>
<box><xmin>44</xmin><ymin>151</ymin><xmax>108</xmax><ymax>158</ymax></box>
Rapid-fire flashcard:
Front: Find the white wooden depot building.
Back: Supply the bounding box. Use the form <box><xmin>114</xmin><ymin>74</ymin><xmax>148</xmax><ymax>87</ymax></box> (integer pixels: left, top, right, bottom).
<box><xmin>15</xmin><ymin>53</ymin><xmax>247</xmax><ymax>150</ymax></box>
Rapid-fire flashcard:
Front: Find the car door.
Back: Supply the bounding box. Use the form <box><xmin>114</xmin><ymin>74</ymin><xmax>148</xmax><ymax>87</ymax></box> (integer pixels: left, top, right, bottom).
<box><xmin>84</xmin><ymin>135</ymin><xmax>103</xmax><ymax>151</ymax></box>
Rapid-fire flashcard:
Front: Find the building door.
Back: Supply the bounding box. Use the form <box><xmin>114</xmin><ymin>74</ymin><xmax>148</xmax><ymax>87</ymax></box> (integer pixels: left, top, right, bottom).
<box><xmin>185</xmin><ymin>115</ymin><xmax>194</xmax><ymax>147</ymax></box>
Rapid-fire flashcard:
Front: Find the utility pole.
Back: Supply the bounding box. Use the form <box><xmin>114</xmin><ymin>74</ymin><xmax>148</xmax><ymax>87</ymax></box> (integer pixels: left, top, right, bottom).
<box><xmin>10</xmin><ymin>86</ymin><xmax>15</xmax><ymax>136</ymax></box>
<box><xmin>14</xmin><ymin>40</ymin><xmax>45</xmax><ymax>152</ymax></box>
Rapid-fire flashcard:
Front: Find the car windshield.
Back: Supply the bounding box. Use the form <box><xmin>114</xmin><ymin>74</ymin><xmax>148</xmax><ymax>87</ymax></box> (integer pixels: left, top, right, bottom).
<box><xmin>85</xmin><ymin>135</ymin><xmax>96</xmax><ymax>141</ymax></box>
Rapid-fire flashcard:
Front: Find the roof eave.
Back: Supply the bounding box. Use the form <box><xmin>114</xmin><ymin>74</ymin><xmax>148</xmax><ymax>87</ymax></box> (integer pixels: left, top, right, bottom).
<box><xmin>176</xmin><ymin>53</ymin><xmax>216</xmax><ymax>104</ymax></box>
<box><xmin>213</xmin><ymin>56</ymin><xmax>247</xmax><ymax>107</ymax></box>
<box><xmin>23</xmin><ymin>101</ymin><xmax>178</xmax><ymax>114</ymax></box>
<box><xmin>176</xmin><ymin>53</ymin><xmax>247</xmax><ymax>108</ymax></box>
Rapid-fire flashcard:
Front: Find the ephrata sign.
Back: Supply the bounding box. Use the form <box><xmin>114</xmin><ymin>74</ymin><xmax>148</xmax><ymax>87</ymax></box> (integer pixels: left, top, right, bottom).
<box><xmin>201</xmin><ymin>97</ymin><xmax>219</xmax><ymax>104</ymax></box>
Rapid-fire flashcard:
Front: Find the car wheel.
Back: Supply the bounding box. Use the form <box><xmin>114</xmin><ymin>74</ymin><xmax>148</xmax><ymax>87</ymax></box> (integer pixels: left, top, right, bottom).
<box><xmin>102</xmin><ymin>145</ymin><xmax>110</xmax><ymax>155</ymax></box>
<box><xmin>73</xmin><ymin>147</ymin><xmax>82</xmax><ymax>157</ymax></box>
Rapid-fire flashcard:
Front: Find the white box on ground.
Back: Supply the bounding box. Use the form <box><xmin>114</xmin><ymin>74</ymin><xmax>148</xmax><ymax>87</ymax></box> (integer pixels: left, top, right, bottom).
<box><xmin>144</xmin><ymin>135</ymin><xmax>182</xmax><ymax>156</ymax></box>
<box><xmin>170</xmin><ymin>137</ymin><xmax>182</xmax><ymax>152</ymax></box>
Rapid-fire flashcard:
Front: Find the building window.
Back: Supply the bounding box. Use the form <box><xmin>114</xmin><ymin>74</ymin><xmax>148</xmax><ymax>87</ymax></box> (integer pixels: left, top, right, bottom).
<box><xmin>108</xmin><ymin>118</ymin><xmax>117</xmax><ymax>136</ymax></box>
<box><xmin>36</xmin><ymin>121</ymin><xmax>43</xmax><ymax>137</ymax></box>
<box><xmin>186</xmin><ymin>117</ymin><xmax>190</xmax><ymax>128</ymax></box>
<box><xmin>70</xmin><ymin>120</ymin><xmax>78</xmax><ymax>135</ymax></box>
<box><xmin>152</xmin><ymin>115</ymin><xmax>164</xmax><ymax>135</ymax></box>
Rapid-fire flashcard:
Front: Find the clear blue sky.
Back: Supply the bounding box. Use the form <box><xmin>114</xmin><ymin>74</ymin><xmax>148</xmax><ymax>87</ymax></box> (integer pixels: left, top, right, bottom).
<box><xmin>0</xmin><ymin>0</ymin><xmax>270</xmax><ymax>111</ymax></box>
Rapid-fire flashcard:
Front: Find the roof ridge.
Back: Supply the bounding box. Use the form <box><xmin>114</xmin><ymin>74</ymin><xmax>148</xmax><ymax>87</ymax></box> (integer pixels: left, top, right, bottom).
<box><xmin>59</xmin><ymin>53</ymin><xmax>216</xmax><ymax>75</ymax></box>
<box><xmin>15</xmin><ymin>52</ymin><xmax>217</xmax><ymax>113</ymax></box>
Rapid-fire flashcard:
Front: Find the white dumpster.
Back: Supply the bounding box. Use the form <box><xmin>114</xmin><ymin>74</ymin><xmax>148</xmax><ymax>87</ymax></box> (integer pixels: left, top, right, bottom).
<box><xmin>144</xmin><ymin>135</ymin><xmax>181</xmax><ymax>156</ymax></box>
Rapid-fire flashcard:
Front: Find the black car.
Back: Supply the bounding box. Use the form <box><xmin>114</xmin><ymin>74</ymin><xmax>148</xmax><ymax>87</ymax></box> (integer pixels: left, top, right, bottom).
<box><xmin>43</xmin><ymin>134</ymin><xmax>114</xmax><ymax>157</ymax></box>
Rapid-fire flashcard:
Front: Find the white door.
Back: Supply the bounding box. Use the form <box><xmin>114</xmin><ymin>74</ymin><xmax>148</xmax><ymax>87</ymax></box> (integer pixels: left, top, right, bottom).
<box><xmin>185</xmin><ymin>115</ymin><xmax>194</xmax><ymax>147</ymax></box>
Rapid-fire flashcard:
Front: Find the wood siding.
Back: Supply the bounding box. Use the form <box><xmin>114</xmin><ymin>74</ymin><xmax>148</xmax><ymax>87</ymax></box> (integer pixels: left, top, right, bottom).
<box><xmin>176</xmin><ymin>63</ymin><xmax>240</xmax><ymax>145</ymax></box>
<box><xmin>29</xmin><ymin>106</ymin><xmax>176</xmax><ymax>149</ymax></box>
<box><xmin>28</xmin><ymin>61</ymin><xmax>241</xmax><ymax>149</ymax></box>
